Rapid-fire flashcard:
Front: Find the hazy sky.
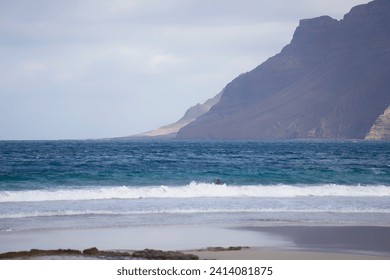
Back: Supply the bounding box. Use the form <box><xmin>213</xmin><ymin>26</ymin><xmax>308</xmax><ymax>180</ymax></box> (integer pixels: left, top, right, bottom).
<box><xmin>0</xmin><ymin>0</ymin><xmax>369</xmax><ymax>140</ymax></box>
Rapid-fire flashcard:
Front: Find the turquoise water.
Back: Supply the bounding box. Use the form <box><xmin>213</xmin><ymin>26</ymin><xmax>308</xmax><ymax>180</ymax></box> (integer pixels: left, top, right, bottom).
<box><xmin>1</xmin><ymin>140</ymin><xmax>390</xmax><ymax>232</ymax></box>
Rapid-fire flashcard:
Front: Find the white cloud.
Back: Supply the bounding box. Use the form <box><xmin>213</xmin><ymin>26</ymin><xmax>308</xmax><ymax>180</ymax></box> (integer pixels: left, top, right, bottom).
<box><xmin>0</xmin><ymin>0</ymin><xmax>371</xmax><ymax>140</ymax></box>
<box><xmin>148</xmin><ymin>52</ymin><xmax>181</xmax><ymax>72</ymax></box>
<box><xmin>22</xmin><ymin>62</ymin><xmax>46</xmax><ymax>72</ymax></box>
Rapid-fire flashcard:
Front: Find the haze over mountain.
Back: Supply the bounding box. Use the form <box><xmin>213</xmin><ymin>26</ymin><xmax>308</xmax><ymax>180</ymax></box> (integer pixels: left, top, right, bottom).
<box><xmin>173</xmin><ymin>0</ymin><xmax>390</xmax><ymax>140</ymax></box>
<box><xmin>128</xmin><ymin>92</ymin><xmax>221</xmax><ymax>139</ymax></box>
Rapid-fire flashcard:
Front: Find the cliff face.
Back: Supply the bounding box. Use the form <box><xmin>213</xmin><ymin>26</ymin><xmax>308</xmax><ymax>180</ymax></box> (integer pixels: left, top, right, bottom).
<box><xmin>177</xmin><ymin>0</ymin><xmax>390</xmax><ymax>140</ymax></box>
<box><xmin>177</xmin><ymin>91</ymin><xmax>222</xmax><ymax>124</ymax></box>
<box><xmin>130</xmin><ymin>91</ymin><xmax>222</xmax><ymax>138</ymax></box>
<box><xmin>365</xmin><ymin>106</ymin><xmax>390</xmax><ymax>140</ymax></box>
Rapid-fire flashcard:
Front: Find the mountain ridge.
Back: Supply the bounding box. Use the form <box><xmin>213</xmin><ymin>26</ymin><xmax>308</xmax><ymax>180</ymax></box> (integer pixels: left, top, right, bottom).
<box><xmin>176</xmin><ymin>0</ymin><xmax>390</xmax><ymax>140</ymax></box>
<box><xmin>120</xmin><ymin>91</ymin><xmax>222</xmax><ymax>139</ymax></box>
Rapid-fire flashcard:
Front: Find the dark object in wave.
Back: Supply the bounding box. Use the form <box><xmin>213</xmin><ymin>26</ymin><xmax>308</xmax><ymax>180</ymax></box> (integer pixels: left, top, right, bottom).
<box><xmin>214</xmin><ymin>179</ymin><xmax>224</xmax><ymax>185</ymax></box>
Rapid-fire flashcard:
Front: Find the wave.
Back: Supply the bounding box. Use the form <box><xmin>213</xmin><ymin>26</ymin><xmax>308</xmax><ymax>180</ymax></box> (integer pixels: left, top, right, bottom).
<box><xmin>2</xmin><ymin>207</ymin><xmax>390</xmax><ymax>219</ymax></box>
<box><xmin>1</xmin><ymin>182</ymin><xmax>390</xmax><ymax>202</ymax></box>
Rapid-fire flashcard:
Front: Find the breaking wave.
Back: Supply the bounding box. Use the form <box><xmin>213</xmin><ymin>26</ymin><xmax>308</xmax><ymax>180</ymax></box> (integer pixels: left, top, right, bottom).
<box><xmin>1</xmin><ymin>182</ymin><xmax>390</xmax><ymax>203</ymax></box>
<box><xmin>2</xmin><ymin>207</ymin><xmax>390</xmax><ymax>219</ymax></box>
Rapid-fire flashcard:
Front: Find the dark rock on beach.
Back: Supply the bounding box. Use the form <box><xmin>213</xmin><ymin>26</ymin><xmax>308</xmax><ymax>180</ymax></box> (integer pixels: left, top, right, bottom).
<box><xmin>0</xmin><ymin>249</ymin><xmax>83</xmax><ymax>259</ymax></box>
<box><xmin>132</xmin><ymin>249</ymin><xmax>199</xmax><ymax>260</ymax></box>
<box><xmin>82</xmin><ymin>247</ymin><xmax>100</xmax><ymax>255</ymax></box>
<box><xmin>0</xmin><ymin>247</ymin><xmax>199</xmax><ymax>260</ymax></box>
<box><xmin>201</xmin><ymin>246</ymin><xmax>249</xmax><ymax>252</ymax></box>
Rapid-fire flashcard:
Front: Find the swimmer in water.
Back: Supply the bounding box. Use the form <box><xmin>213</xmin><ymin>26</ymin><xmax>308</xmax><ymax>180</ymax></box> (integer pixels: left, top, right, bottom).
<box><xmin>214</xmin><ymin>179</ymin><xmax>223</xmax><ymax>185</ymax></box>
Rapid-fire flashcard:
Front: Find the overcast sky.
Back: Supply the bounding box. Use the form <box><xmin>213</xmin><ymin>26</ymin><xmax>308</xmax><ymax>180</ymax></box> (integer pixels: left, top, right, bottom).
<box><xmin>0</xmin><ymin>0</ymin><xmax>369</xmax><ymax>140</ymax></box>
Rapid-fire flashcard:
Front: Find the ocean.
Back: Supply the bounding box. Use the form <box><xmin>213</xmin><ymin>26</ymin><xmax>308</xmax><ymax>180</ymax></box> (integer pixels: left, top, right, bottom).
<box><xmin>1</xmin><ymin>140</ymin><xmax>390</xmax><ymax>235</ymax></box>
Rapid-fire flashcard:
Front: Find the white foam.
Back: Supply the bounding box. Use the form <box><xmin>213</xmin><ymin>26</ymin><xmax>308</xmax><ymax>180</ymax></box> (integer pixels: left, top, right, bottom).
<box><xmin>1</xmin><ymin>207</ymin><xmax>390</xmax><ymax>219</ymax></box>
<box><xmin>1</xmin><ymin>182</ymin><xmax>390</xmax><ymax>202</ymax></box>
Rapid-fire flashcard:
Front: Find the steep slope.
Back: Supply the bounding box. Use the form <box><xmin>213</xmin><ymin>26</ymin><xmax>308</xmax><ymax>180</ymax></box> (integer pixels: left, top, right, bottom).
<box><xmin>177</xmin><ymin>0</ymin><xmax>390</xmax><ymax>140</ymax></box>
<box><xmin>129</xmin><ymin>91</ymin><xmax>222</xmax><ymax>138</ymax></box>
<box><xmin>365</xmin><ymin>105</ymin><xmax>390</xmax><ymax>140</ymax></box>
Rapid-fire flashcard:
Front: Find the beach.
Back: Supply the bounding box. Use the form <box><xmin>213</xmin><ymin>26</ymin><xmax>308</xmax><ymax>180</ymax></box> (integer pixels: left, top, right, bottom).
<box><xmin>1</xmin><ymin>140</ymin><xmax>390</xmax><ymax>260</ymax></box>
<box><xmin>1</xmin><ymin>224</ymin><xmax>390</xmax><ymax>260</ymax></box>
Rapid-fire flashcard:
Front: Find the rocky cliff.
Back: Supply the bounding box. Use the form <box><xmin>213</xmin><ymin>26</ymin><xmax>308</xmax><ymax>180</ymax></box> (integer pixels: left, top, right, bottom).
<box><xmin>365</xmin><ymin>106</ymin><xmax>390</xmax><ymax>140</ymax></box>
<box><xmin>177</xmin><ymin>0</ymin><xmax>390</xmax><ymax>140</ymax></box>
<box><xmin>129</xmin><ymin>91</ymin><xmax>222</xmax><ymax>139</ymax></box>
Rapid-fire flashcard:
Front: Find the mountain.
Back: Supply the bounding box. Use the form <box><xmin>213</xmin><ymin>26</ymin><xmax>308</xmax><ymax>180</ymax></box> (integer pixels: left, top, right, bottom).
<box><xmin>365</xmin><ymin>105</ymin><xmax>390</xmax><ymax>140</ymax></box>
<box><xmin>176</xmin><ymin>0</ymin><xmax>390</xmax><ymax>140</ymax></box>
<box><xmin>124</xmin><ymin>91</ymin><xmax>222</xmax><ymax>139</ymax></box>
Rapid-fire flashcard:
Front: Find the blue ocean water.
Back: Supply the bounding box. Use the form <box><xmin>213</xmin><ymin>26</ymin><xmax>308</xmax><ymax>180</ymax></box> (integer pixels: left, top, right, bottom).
<box><xmin>0</xmin><ymin>140</ymin><xmax>390</xmax><ymax>233</ymax></box>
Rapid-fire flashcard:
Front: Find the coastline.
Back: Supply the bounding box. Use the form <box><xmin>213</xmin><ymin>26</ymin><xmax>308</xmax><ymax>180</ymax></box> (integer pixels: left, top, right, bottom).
<box><xmin>1</xmin><ymin>224</ymin><xmax>390</xmax><ymax>260</ymax></box>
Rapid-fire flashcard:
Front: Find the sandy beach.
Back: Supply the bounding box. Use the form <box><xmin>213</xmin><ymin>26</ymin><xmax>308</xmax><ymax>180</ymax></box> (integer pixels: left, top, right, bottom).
<box><xmin>1</xmin><ymin>224</ymin><xmax>390</xmax><ymax>260</ymax></box>
<box><xmin>187</xmin><ymin>247</ymin><xmax>389</xmax><ymax>260</ymax></box>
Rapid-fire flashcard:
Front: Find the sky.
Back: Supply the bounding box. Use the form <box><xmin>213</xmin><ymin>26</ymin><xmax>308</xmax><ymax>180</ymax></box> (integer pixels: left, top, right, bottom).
<box><xmin>0</xmin><ymin>0</ymin><xmax>369</xmax><ymax>140</ymax></box>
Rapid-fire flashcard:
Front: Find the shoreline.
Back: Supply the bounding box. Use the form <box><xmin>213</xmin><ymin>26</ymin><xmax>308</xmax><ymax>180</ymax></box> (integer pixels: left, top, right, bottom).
<box><xmin>1</xmin><ymin>224</ymin><xmax>390</xmax><ymax>260</ymax></box>
<box><xmin>1</xmin><ymin>246</ymin><xmax>389</xmax><ymax>260</ymax></box>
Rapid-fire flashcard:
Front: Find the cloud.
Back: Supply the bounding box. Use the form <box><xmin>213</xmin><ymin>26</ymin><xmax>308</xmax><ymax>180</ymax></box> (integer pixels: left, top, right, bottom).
<box><xmin>0</xmin><ymin>0</ymin><xmax>370</xmax><ymax>139</ymax></box>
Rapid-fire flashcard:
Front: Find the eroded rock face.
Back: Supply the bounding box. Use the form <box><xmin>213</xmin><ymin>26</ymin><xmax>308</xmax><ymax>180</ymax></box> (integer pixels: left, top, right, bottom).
<box><xmin>123</xmin><ymin>91</ymin><xmax>222</xmax><ymax>139</ymax></box>
<box><xmin>365</xmin><ymin>106</ymin><xmax>390</xmax><ymax>140</ymax></box>
<box><xmin>177</xmin><ymin>0</ymin><xmax>390</xmax><ymax>140</ymax></box>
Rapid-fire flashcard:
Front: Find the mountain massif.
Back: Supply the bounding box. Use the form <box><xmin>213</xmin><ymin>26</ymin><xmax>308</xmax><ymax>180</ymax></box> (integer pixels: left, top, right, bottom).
<box><xmin>174</xmin><ymin>0</ymin><xmax>390</xmax><ymax>140</ymax></box>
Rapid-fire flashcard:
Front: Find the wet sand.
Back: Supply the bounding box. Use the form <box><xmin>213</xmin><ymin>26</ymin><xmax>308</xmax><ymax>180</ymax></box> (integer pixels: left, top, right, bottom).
<box><xmin>239</xmin><ymin>225</ymin><xmax>390</xmax><ymax>255</ymax></box>
<box><xmin>1</xmin><ymin>225</ymin><xmax>390</xmax><ymax>260</ymax></box>
<box><xmin>186</xmin><ymin>247</ymin><xmax>390</xmax><ymax>260</ymax></box>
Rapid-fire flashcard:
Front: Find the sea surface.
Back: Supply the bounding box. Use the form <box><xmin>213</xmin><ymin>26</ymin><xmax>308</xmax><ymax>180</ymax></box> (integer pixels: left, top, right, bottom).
<box><xmin>1</xmin><ymin>140</ymin><xmax>390</xmax><ymax>233</ymax></box>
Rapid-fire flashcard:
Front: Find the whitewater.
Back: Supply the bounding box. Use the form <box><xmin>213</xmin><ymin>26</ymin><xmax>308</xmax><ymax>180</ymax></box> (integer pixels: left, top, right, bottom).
<box><xmin>1</xmin><ymin>140</ymin><xmax>390</xmax><ymax>232</ymax></box>
<box><xmin>1</xmin><ymin>182</ymin><xmax>390</xmax><ymax>202</ymax></box>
